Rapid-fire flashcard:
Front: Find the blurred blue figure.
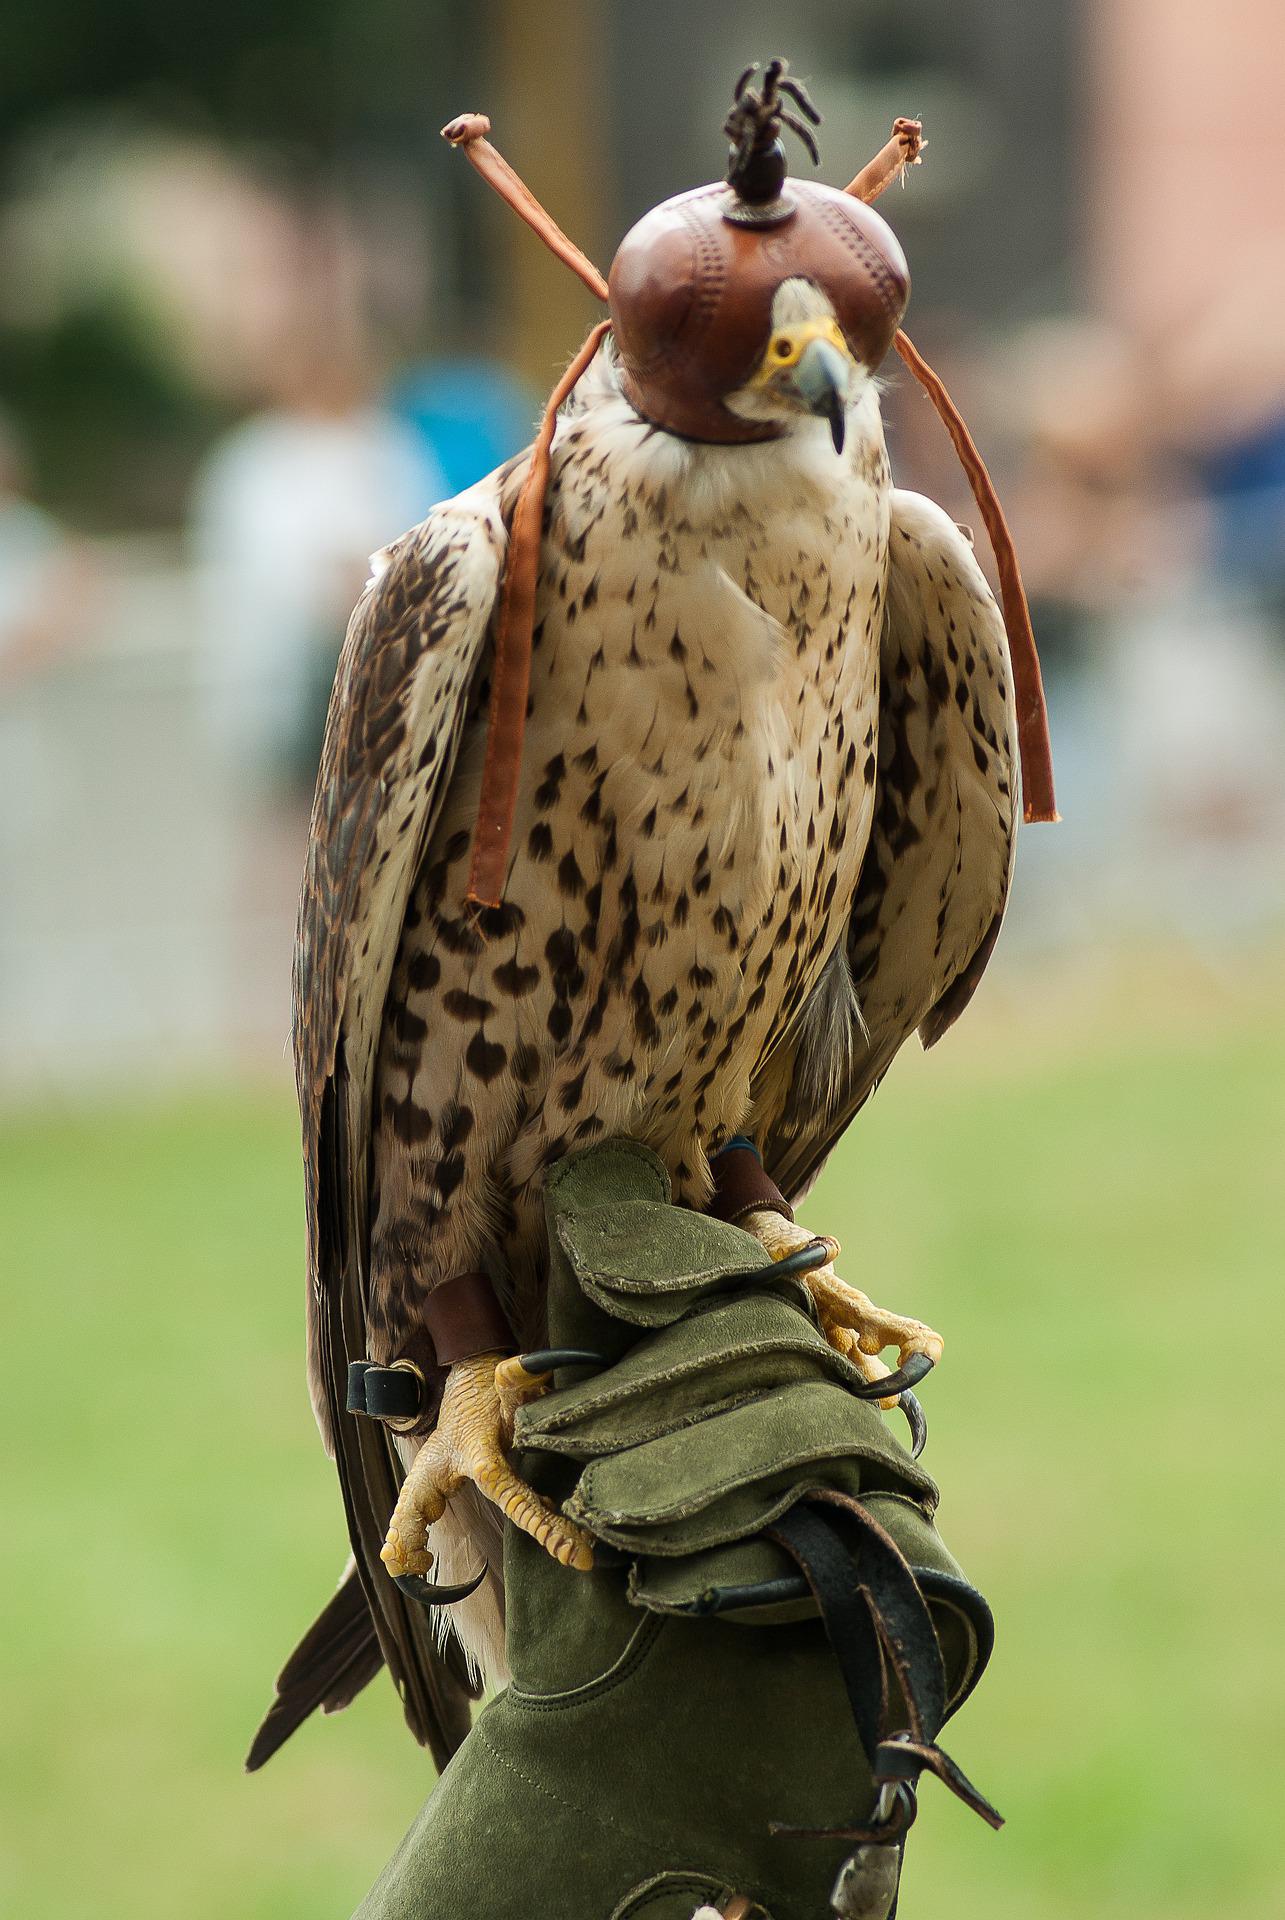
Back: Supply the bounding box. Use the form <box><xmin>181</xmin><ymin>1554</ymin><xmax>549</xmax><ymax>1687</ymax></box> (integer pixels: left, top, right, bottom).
<box><xmin>191</xmin><ymin>350</ymin><xmax>443</xmax><ymax>793</ymax></box>
<box><xmin>387</xmin><ymin>358</ymin><xmax>540</xmax><ymax>498</ymax></box>
<box><xmin>1199</xmin><ymin>413</ymin><xmax>1285</xmax><ymax>608</ymax></box>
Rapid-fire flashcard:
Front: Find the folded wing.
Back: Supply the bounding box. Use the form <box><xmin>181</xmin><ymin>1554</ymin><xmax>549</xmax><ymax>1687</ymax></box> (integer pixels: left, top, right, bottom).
<box><xmin>755</xmin><ymin>489</ymin><xmax>1020</xmax><ymax>1200</ymax></box>
<box><xmin>267</xmin><ymin>481</ymin><xmax>510</xmax><ymax>1766</ymax></box>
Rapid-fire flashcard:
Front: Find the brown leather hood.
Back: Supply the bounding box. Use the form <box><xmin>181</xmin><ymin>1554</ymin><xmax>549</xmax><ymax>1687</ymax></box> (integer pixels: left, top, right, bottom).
<box><xmin>608</xmin><ymin>179</ymin><xmax>910</xmax><ymax>445</ymax></box>
<box><xmin>440</xmin><ymin>91</ymin><xmax>1056</xmax><ymax>905</ymax></box>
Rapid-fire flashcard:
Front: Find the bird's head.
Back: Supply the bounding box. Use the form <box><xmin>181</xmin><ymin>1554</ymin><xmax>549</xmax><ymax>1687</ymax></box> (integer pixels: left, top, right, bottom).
<box><xmin>607</xmin><ymin>60</ymin><xmax>909</xmax><ymax>451</ymax></box>
<box><xmin>724</xmin><ymin>278</ymin><xmax>860</xmax><ymax>454</ymax></box>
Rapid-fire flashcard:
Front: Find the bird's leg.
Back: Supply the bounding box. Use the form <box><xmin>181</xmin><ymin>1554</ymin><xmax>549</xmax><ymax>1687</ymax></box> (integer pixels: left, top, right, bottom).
<box><xmin>741</xmin><ymin>1207</ymin><xmax>943</xmax><ymax>1407</ymax></box>
<box><xmin>380</xmin><ymin>1354</ymin><xmax>593</xmax><ymax>1578</ymax></box>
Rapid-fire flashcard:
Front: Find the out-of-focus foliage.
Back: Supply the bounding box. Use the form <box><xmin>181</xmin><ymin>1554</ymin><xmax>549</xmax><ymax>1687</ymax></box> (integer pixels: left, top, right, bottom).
<box><xmin>0</xmin><ymin>296</ymin><xmax>230</xmax><ymax>524</ymax></box>
<box><xmin>2</xmin><ymin>0</ymin><xmax>454</xmax><ymax>159</ymax></box>
<box><xmin>1</xmin><ymin>0</ymin><xmax>467</xmax><ymax>521</ymax></box>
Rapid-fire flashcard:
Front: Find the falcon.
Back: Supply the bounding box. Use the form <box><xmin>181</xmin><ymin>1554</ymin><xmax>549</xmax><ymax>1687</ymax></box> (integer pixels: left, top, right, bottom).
<box><xmin>249</xmin><ymin>66</ymin><xmax>1044</xmax><ymax>1772</ymax></box>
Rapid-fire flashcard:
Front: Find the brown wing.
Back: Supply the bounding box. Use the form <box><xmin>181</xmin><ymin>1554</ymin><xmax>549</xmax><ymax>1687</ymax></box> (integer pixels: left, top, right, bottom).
<box><xmin>246</xmin><ymin>1563</ymin><xmax>382</xmax><ymax>1772</ymax></box>
<box><xmin>755</xmin><ymin>489</ymin><xmax>1020</xmax><ymax>1200</ymax></box>
<box><xmin>291</xmin><ymin>482</ymin><xmax>508</xmax><ymax>1761</ymax></box>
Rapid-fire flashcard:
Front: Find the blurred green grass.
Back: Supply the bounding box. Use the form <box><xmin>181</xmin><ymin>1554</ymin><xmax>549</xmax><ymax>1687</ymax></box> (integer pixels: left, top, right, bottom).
<box><xmin>2</xmin><ymin>994</ymin><xmax>1284</xmax><ymax>1919</ymax></box>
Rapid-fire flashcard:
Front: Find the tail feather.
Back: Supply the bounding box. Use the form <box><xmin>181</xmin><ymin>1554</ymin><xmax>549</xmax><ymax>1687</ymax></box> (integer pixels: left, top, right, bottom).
<box><xmin>246</xmin><ymin>1565</ymin><xmax>383</xmax><ymax>1772</ymax></box>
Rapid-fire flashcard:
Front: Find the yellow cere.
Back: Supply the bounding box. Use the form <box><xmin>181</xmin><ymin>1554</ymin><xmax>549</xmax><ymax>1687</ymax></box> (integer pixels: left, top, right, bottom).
<box><xmin>754</xmin><ymin>315</ymin><xmax>852</xmax><ymax>382</ymax></box>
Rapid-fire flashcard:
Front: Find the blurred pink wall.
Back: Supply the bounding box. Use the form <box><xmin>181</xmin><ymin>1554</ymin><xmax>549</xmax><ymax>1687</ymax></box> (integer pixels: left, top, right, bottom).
<box><xmin>1089</xmin><ymin>0</ymin><xmax>1285</xmax><ymax>442</ymax></box>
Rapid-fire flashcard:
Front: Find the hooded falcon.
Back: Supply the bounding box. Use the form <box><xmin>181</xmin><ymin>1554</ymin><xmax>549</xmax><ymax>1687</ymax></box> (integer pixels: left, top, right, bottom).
<box><xmin>249</xmin><ymin>66</ymin><xmax>1040</xmax><ymax>1772</ymax></box>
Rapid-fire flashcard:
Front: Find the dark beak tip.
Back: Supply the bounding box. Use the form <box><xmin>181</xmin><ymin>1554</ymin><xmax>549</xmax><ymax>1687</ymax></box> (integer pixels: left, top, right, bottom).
<box><xmin>792</xmin><ymin>336</ymin><xmax>850</xmax><ymax>454</ymax></box>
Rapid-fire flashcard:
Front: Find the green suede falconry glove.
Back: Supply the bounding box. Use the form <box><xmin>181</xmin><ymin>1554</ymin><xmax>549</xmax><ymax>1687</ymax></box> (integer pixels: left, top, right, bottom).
<box><xmin>354</xmin><ymin>1140</ymin><xmax>999</xmax><ymax>1920</ymax></box>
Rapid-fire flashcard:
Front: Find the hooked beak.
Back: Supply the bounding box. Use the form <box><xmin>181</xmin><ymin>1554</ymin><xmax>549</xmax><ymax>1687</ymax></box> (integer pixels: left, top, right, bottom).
<box><xmin>792</xmin><ymin>337</ymin><xmax>851</xmax><ymax>455</ymax></box>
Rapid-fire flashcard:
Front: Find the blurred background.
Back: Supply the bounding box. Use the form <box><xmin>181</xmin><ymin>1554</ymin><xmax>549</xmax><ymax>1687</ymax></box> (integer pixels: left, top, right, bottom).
<box><xmin>2</xmin><ymin>1</ymin><xmax>1283</xmax><ymax>1916</ymax></box>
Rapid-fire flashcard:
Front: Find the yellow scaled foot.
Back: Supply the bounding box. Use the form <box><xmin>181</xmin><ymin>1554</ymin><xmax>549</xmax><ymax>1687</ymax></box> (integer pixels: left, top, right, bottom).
<box><xmin>741</xmin><ymin>1208</ymin><xmax>943</xmax><ymax>1408</ymax></box>
<box><xmin>493</xmin><ymin>1353</ymin><xmax>558</xmax><ymax>1423</ymax></box>
<box><xmin>380</xmin><ymin>1352</ymin><xmax>594</xmax><ymax>1578</ymax></box>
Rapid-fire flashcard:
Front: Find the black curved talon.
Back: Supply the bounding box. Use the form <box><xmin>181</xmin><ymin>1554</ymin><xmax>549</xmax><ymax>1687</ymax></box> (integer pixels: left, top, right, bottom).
<box><xmin>516</xmin><ymin>1348</ymin><xmax>605</xmax><ymax>1375</ymax></box>
<box><xmin>848</xmin><ymin>1350</ymin><xmax>937</xmax><ymax>1403</ymax></box>
<box><xmin>393</xmin><ymin>1564</ymin><xmax>487</xmax><ymax>1610</ymax></box>
<box><xmin>769</xmin><ymin>1238</ymin><xmax>833</xmax><ymax>1282</ymax></box>
<box><xmin>899</xmin><ymin>1388</ymin><xmax>928</xmax><ymax>1460</ymax></box>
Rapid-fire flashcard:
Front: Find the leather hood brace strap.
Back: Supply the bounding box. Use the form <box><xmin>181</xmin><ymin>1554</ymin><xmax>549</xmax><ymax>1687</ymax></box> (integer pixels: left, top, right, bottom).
<box><xmin>442</xmin><ymin>111</ymin><xmax>1057</xmax><ymax>908</ymax></box>
<box><xmin>468</xmin><ymin>318</ymin><xmax>612</xmax><ymax>905</ymax></box>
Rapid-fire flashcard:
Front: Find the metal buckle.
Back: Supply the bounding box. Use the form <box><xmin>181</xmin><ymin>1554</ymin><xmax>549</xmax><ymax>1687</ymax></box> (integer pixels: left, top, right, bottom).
<box><xmin>345</xmin><ymin>1357</ymin><xmax>426</xmax><ymax>1433</ymax></box>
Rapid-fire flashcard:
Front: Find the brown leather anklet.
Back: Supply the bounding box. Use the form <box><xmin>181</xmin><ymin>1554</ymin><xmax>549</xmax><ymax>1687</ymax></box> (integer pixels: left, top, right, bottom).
<box><xmin>347</xmin><ymin>1273</ymin><xmax>514</xmax><ymax>1437</ymax></box>
<box><xmin>423</xmin><ymin>1269</ymin><xmax>517</xmax><ymax>1366</ymax></box>
<box><xmin>707</xmin><ymin>1140</ymin><xmax>794</xmax><ymax>1226</ymax></box>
